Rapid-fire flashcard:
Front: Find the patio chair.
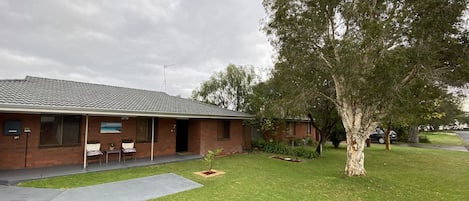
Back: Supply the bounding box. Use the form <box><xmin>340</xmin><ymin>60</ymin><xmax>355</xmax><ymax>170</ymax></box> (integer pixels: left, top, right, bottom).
<box><xmin>86</xmin><ymin>141</ymin><xmax>103</xmax><ymax>165</ymax></box>
<box><xmin>121</xmin><ymin>140</ymin><xmax>137</xmax><ymax>162</ymax></box>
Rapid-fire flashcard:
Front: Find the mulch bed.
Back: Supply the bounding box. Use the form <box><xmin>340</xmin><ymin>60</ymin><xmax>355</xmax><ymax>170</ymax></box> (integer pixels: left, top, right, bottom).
<box><xmin>270</xmin><ymin>155</ymin><xmax>302</xmax><ymax>162</ymax></box>
<box><xmin>194</xmin><ymin>169</ymin><xmax>225</xmax><ymax>178</ymax></box>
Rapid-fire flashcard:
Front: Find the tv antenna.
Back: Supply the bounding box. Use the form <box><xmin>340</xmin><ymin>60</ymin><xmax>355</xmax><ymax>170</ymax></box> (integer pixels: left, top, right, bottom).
<box><xmin>162</xmin><ymin>64</ymin><xmax>175</xmax><ymax>93</ymax></box>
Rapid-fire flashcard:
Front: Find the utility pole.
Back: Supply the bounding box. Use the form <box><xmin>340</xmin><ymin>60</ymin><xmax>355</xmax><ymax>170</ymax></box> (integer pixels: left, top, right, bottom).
<box><xmin>162</xmin><ymin>64</ymin><xmax>175</xmax><ymax>93</ymax></box>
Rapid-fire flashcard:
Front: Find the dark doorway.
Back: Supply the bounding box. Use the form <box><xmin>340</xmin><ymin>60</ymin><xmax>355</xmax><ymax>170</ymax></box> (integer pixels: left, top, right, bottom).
<box><xmin>176</xmin><ymin>120</ymin><xmax>189</xmax><ymax>152</ymax></box>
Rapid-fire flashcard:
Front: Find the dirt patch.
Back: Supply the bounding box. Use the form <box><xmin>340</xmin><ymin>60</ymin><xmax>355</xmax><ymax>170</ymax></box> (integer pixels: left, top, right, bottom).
<box><xmin>271</xmin><ymin>156</ymin><xmax>302</xmax><ymax>162</ymax></box>
<box><xmin>194</xmin><ymin>169</ymin><xmax>225</xmax><ymax>178</ymax></box>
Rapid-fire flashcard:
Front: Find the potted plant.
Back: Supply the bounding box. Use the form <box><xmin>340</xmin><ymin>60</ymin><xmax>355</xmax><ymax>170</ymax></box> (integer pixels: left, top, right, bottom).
<box><xmin>109</xmin><ymin>143</ymin><xmax>115</xmax><ymax>150</ymax></box>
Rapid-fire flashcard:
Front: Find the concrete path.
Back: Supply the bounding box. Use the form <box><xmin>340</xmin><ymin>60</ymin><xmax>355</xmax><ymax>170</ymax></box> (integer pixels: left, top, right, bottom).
<box><xmin>455</xmin><ymin>131</ymin><xmax>469</xmax><ymax>151</ymax></box>
<box><xmin>0</xmin><ymin>154</ymin><xmax>202</xmax><ymax>186</ymax></box>
<box><xmin>0</xmin><ymin>173</ymin><xmax>202</xmax><ymax>201</ymax></box>
<box><xmin>396</xmin><ymin>143</ymin><xmax>468</xmax><ymax>152</ymax></box>
<box><xmin>0</xmin><ymin>185</ymin><xmax>62</xmax><ymax>201</ymax></box>
<box><xmin>395</xmin><ymin>131</ymin><xmax>469</xmax><ymax>152</ymax></box>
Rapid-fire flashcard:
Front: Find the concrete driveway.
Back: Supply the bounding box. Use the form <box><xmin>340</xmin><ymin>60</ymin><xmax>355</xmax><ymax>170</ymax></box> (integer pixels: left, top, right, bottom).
<box><xmin>455</xmin><ymin>131</ymin><xmax>469</xmax><ymax>142</ymax></box>
<box><xmin>0</xmin><ymin>173</ymin><xmax>202</xmax><ymax>201</ymax></box>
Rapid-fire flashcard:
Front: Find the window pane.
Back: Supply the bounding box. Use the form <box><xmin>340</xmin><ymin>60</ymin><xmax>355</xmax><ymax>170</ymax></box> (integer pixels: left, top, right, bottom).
<box><xmin>223</xmin><ymin>121</ymin><xmax>230</xmax><ymax>138</ymax></box>
<box><xmin>136</xmin><ymin>117</ymin><xmax>158</xmax><ymax>142</ymax></box>
<box><xmin>40</xmin><ymin>115</ymin><xmax>81</xmax><ymax>146</ymax></box>
<box><xmin>62</xmin><ymin>116</ymin><xmax>81</xmax><ymax>144</ymax></box>
<box><xmin>218</xmin><ymin>120</ymin><xmax>230</xmax><ymax>140</ymax></box>
<box><xmin>40</xmin><ymin>116</ymin><xmax>60</xmax><ymax>145</ymax></box>
<box><xmin>136</xmin><ymin>117</ymin><xmax>149</xmax><ymax>142</ymax></box>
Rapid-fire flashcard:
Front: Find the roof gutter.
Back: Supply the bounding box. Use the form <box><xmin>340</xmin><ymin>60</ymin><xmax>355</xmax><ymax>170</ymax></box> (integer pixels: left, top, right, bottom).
<box><xmin>0</xmin><ymin>106</ymin><xmax>254</xmax><ymax>120</ymax></box>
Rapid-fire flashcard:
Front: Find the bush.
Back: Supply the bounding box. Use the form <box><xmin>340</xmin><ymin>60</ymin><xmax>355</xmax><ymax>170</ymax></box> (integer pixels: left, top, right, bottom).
<box><xmin>419</xmin><ymin>135</ymin><xmax>430</xmax><ymax>143</ymax></box>
<box><xmin>290</xmin><ymin>146</ymin><xmax>316</xmax><ymax>159</ymax></box>
<box><xmin>329</xmin><ymin>130</ymin><xmax>346</xmax><ymax>148</ymax></box>
<box><xmin>394</xmin><ymin>126</ymin><xmax>408</xmax><ymax>142</ymax></box>
<box><xmin>259</xmin><ymin>142</ymin><xmax>316</xmax><ymax>159</ymax></box>
<box><xmin>263</xmin><ymin>142</ymin><xmax>290</xmax><ymax>154</ymax></box>
<box><xmin>251</xmin><ymin>139</ymin><xmax>266</xmax><ymax>150</ymax></box>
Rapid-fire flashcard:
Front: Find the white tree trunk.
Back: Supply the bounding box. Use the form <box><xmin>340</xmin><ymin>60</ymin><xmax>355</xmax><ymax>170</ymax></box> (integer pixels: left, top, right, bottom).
<box><xmin>337</xmin><ymin>96</ymin><xmax>377</xmax><ymax>176</ymax></box>
<box><xmin>333</xmin><ymin>75</ymin><xmax>377</xmax><ymax>176</ymax></box>
<box><xmin>345</xmin><ymin>131</ymin><xmax>368</xmax><ymax>176</ymax></box>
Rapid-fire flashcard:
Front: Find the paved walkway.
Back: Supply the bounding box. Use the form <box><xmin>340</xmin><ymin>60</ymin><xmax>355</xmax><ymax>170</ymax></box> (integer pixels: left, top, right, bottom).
<box><xmin>395</xmin><ymin>131</ymin><xmax>469</xmax><ymax>152</ymax></box>
<box><xmin>0</xmin><ymin>173</ymin><xmax>202</xmax><ymax>201</ymax></box>
<box><xmin>396</xmin><ymin>143</ymin><xmax>468</xmax><ymax>152</ymax></box>
<box><xmin>0</xmin><ymin>154</ymin><xmax>203</xmax><ymax>201</ymax></box>
<box><xmin>455</xmin><ymin>131</ymin><xmax>469</xmax><ymax>150</ymax></box>
<box><xmin>0</xmin><ymin>154</ymin><xmax>202</xmax><ymax>185</ymax></box>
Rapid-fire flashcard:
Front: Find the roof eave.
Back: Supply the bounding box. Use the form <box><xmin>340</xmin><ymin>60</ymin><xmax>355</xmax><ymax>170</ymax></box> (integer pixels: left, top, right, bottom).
<box><xmin>0</xmin><ymin>104</ymin><xmax>254</xmax><ymax>120</ymax></box>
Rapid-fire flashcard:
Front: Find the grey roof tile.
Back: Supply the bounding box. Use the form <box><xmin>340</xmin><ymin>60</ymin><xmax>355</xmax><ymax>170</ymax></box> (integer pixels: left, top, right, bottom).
<box><xmin>0</xmin><ymin>76</ymin><xmax>252</xmax><ymax>119</ymax></box>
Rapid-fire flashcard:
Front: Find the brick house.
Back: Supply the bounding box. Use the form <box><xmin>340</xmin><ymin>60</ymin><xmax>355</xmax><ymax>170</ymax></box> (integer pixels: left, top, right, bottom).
<box><xmin>0</xmin><ymin>76</ymin><xmax>253</xmax><ymax>170</ymax></box>
<box><xmin>278</xmin><ymin>119</ymin><xmax>319</xmax><ymax>144</ymax></box>
<box><xmin>252</xmin><ymin>119</ymin><xmax>318</xmax><ymax>144</ymax></box>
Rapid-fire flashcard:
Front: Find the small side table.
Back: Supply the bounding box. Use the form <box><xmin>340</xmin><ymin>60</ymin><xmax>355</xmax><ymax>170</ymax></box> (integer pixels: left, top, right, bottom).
<box><xmin>105</xmin><ymin>150</ymin><xmax>121</xmax><ymax>164</ymax></box>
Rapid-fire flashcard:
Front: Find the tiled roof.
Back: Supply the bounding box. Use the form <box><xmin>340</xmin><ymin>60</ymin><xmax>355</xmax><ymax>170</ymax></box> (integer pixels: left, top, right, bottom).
<box><xmin>0</xmin><ymin>76</ymin><xmax>253</xmax><ymax>119</ymax></box>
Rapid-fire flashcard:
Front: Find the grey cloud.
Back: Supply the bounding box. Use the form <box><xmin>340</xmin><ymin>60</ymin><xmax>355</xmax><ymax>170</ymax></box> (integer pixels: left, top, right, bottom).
<box><xmin>0</xmin><ymin>0</ymin><xmax>273</xmax><ymax>97</ymax></box>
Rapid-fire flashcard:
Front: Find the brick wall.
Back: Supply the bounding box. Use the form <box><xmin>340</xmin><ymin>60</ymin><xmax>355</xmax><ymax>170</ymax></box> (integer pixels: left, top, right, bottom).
<box><xmin>195</xmin><ymin>119</ymin><xmax>244</xmax><ymax>155</ymax></box>
<box><xmin>0</xmin><ymin>114</ymin><xmax>179</xmax><ymax>169</ymax></box>
<box><xmin>270</xmin><ymin>121</ymin><xmax>318</xmax><ymax>144</ymax></box>
<box><xmin>0</xmin><ymin>113</ymin><xmax>38</xmax><ymax>169</ymax></box>
<box><xmin>85</xmin><ymin>117</ymin><xmax>176</xmax><ymax>159</ymax></box>
<box><xmin>0</xmin><ymin>113</ymin><xmax>83</xmax><ymax>169</ymax></box>
<box><xmin>152</xmin><ymin>118</ymin><xmax>176</xmax><ymax>156</ymax></box>
<box><xmin>188</xmin><ymin>120</ymin><xmax>201</xmax><ymax>154</ymax></box>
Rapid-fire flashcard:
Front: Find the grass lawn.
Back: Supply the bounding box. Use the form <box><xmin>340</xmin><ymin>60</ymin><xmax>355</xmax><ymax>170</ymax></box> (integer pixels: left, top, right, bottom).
<box><xmin>20</xmin><ymin>145</ymin><xmax>469</xmax><ymax>201</ymax></box>
<box><xmin>419</xmin><ymin>131</ymin><xmax>468</xmax><ymax>146</ymax></box>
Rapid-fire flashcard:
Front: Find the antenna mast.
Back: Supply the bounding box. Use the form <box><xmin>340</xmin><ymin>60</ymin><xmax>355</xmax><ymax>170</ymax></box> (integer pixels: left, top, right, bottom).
<box><xmin>162</xmin><ymin>64</ymin><xmax>175</xmax><ymax>93</ymax></box>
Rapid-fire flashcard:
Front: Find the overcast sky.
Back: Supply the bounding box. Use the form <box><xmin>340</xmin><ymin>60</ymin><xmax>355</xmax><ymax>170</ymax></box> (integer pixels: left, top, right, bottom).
<box><xmin>0</xmin><ymin>0</ymin><xmax>273</xmax><ymax>98</ymax></box>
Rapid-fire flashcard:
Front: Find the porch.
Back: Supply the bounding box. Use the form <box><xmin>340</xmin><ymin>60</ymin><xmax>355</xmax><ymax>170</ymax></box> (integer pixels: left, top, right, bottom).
<box><xmin>0</xmin><ymin>154</ymin><xmax>202</xmax><ymax>186</ymax></box>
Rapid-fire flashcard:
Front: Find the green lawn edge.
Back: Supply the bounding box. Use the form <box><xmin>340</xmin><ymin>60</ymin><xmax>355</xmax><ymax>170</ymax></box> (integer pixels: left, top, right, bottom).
<box><xmin>419</xmin><ymin>131</ymin><xmax>468</xmax><ymax>146</ymax></box>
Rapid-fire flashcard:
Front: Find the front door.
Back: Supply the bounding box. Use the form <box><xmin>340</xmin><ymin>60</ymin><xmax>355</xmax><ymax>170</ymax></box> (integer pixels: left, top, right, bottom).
<box><xmin>176</xmin><ymin>120</ymin><xmax>189</xmax><ymax>152</ymax></box>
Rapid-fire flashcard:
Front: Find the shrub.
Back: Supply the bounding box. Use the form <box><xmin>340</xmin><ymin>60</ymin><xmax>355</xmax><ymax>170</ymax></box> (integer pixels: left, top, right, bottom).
<box><xmin>260</xmin><ymin>142</ymin><xmax>316</xmax><ymax>159</ymax></box>
<box><xmin>251</xmin><ymin>139</ymin><xmax>267</xmax><ymax>150</ymax></box>
<box><xmin>290</xmin><ymin>147</ymin><xmax>316</xmax><ymax>159</ymax></box>
<box><xmin>419</xmin><ymin>135</ymin><xmax>430</xmax><ymax>143</ymax></box>
<box><xmin>263</xmin><ymin>142</ymin><xmax>290</xmax><ymax>154</ymax></box>
<box><xmin>329</xmin><ymin>130</ymin><xmax>346</xmax><ymax>148</ymax></box>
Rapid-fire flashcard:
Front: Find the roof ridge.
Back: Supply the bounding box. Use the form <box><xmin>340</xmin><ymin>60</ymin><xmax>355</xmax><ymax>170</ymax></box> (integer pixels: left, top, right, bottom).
<box><xmin>24</xmin><ymin>76</ymin><xmax>167</xmax><ymax>95</ymax></box>
<box><xmin>0</xmin><ymin>78</ymin><xmax>27</xmax><ymax>82</ymax></box>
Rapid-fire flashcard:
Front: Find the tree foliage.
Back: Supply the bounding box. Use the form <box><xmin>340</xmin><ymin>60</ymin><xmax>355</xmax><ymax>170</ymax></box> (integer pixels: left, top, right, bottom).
<box><xmin>263</xmin><ymin>0</ymin><xmax>468</xmax><ymax>176</ymax></box>
<box><xmin>192</xmin><ymin>64</ymin><xmax>256</xmax><ymax>112</ymax></box>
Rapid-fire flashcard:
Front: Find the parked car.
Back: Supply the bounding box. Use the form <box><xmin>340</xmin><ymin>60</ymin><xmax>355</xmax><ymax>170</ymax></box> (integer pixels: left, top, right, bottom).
<box><xmin>369</xmin><ymin>128</ymin><xmax>397</xmax><ymax>144</ymax></box>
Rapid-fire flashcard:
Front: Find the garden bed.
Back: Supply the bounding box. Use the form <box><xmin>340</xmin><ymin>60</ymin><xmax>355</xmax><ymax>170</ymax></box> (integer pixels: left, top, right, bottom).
<box><xmin>270</xmin><ymin>155</ymin><xmax>302</xmax><ymax>162</ymax></box>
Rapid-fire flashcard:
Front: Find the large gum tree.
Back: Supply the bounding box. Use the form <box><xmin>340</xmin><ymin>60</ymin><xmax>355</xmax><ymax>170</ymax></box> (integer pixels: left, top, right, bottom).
<box><xmin>263</xmin><ymin>0</ymin><xmax>468</xmax><ymax>176</ymax></box>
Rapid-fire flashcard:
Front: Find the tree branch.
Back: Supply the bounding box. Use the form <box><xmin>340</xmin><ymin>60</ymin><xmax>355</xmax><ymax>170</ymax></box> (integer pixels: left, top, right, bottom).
<box><xmin>400</xmin><ymin>67</ymin><xmax>417</xmax><ymax>86</ymax></box>
<box><xmin>317</xmin><ymin>90</ymin><xmax>339</xmax><ymax>108</ymax></box>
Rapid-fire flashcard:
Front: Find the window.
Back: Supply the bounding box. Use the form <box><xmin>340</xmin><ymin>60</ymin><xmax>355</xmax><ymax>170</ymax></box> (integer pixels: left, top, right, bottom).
<box><xmin>136</xmin><ymin>117</ymin><xmax>158</xmax><ymax>143</ymax></box>
<box><xmin>217</xmin><ymin>120</ymin><xmax>230</xmax><ymax>140</ymax></box>
<box><xmin>285</xmin><ymin>122</ymin><xmax>295</xmax><ymax>136</ymax></box>
<box><xmin>307</xmin><ymin>122</ymin><xmax>312</xmax><ymax>136</ymax></box>
<box><xmin>40</xmin><ymin>115</ymin><xmax>81</xmax><ymax>146</ymax></box>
